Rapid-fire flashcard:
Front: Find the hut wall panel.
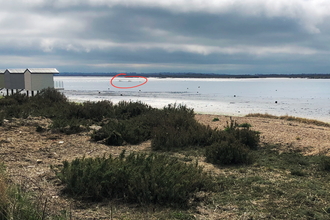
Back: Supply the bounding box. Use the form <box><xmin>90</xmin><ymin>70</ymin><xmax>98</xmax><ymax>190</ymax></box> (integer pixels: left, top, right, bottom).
<box><xmin>30</xmin><ymin>74</ymin><xmax>54</xmax><ymax>90</ymax></box>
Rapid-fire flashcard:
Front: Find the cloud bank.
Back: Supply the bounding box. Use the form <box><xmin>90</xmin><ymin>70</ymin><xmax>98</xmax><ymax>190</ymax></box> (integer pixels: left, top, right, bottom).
<box><xmin>0</xmin><ymin>0</ymin><xmax>330</xmax><ymax>74</ymax></box>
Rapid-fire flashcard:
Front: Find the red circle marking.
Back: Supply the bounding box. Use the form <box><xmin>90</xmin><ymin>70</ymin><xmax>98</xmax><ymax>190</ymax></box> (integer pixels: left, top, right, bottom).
<box><xmin>110</xmin><ymin>73</ymin><xmax>148</xmax><ymax>89</ymax></box>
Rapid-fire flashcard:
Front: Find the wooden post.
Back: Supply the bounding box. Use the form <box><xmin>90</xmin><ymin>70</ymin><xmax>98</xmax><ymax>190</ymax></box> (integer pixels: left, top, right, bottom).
<box><xmin>32</xmin><ymin>91</ymin><xmax>34</xmax><ymax>97</ymax></box>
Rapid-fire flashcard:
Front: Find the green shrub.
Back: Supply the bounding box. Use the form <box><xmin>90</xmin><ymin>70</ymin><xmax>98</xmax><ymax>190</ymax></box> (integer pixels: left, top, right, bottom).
<box><xmin>0</xmin><ymin>98</ymin><xmax>18</xmax><ymax>107</ymax></box>
<box><xmin>205</xmin><ymin>141</ymin><xmax>254</xmax><ymax>165</ymax></box>
<box><xmin>151</xmin><ymin>104</ymin><xmax>212</xmax><ymax>151</ymax></box>
<box><xmin>223</xmin><ymin>118</ymin><xmax>260</xmax><ymax>150</ymax></box>
<box><xmin>0</xmin><ymin>111</ymin><xmax>4</xmax><ymax>126</ymax></box>
<box><xmin>92</xmin><ymin>120</ymin><xmax>125</xmax><ymax>145</ymax></box>
<box><xmin>10</xmin><ymin>93</ymin><xmax>29</xmax><ymax>105</ymax></box>
<box><xmin>3</xmin><ymin>105</ymin><xmax>30</xmax><ymax>119</ymax></box>
<box><xmin>290</xmin><ymin>169</ymin><xmax>307</xmax><ymax>176</ymax></box>
<box><xmin>79</xmin><ymin>100</ymin><xmax>114</xmax><ymax>121</ymax></box>
<box><xmin>319</xmin><ymin>155</ymin><xmax>330</xmax><ymax>171</ymax></box>
<box><xmin>238</xmin><ymin>123</ymin><xmax>252</xmax><ymax>128</ymax></box>
<box><xmin>114</xmin><ymin>101</ymin><xmax>153</xmax><ymax>119</ymax></box>
<box><xmin>151</xmin><ymin>123</ymin><xmax>212</xmax><ymax>151</ymax></box>
<box><xmin>55</xmin><ymin>151</ymin><xmax>214</xmax><ymax>208</ymax></box>
<box><xmin>234</xmin><ymin>129</ymin><xmax>260</xmax><ymax>150</ymax></box>
<box><xmin>32</xmin><ymin>88</ymin><xmax>67</xmax><ymax>104</ymax></box>
<box><xmin>51</xmin><ymin>117</ymin><xmax>87</xmax><ymax>135</ymax></box>
<box><xmin>212</xmin><ymin>117</ymin><xmax>220</xmax><ymax>122</ymax></box>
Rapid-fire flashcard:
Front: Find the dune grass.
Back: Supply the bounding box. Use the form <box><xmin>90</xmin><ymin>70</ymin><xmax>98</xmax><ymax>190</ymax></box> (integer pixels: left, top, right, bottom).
<box><xmin>246</xmin><ymin>113</ymin><xmax>330</xmax><ymax>127</ymax></box>
<box><xmin>0</xmin><ymin>164</ymin><xmax>66</xmax><ymax>220</ymax></box>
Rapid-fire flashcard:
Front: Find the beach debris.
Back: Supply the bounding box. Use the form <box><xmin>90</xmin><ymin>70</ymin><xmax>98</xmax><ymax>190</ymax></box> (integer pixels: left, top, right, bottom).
<box><xmin>58</xmin><ymin>141</ymin><xmax>64</xmax><ymax>144</ymax></box>
<box><xmin>36</xmin><ymin>159</ymin><xmax>43</xmax><ymax>164</ymax></box>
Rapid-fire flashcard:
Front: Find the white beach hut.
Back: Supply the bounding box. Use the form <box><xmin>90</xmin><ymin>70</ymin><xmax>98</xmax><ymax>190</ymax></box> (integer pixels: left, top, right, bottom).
<box><xmin>4</xmin><ymin>69</ymin><xmax>26</xmax><ymax>90</ymax></box>
<box><xmin>24</xmin><ymin>68</ymin><xmax>59</xmax><ymax>92</ymax></box>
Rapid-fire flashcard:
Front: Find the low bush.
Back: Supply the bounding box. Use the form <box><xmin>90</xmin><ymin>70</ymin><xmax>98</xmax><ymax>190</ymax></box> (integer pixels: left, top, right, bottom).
<box><xmin>223</xmin><ymin>118</ymin><xmax>260</xmax><ymax>150</ymax></box>
<box><xmin>151</xmin><ymin>123</ymin><xmax>212</xmax><ymax>151</ymax></box>
<box><xmin>238</xmin><ymin>123</ymin><xmax>252</xmax><ymax>128</ymax></box>
<box><xmin>0</xmin><ymin>111</ymin><xmax>4</xmax><ymax>126</ymax></box>
<box><xmin>205</xmin><ymin>141</ymin><xmax>254</xmax><ymax>165</ymax></box>
<box><xmin>2</xmin><ymin>105</ymin><xmax>30</xmax><ymax>119</ymax></box>
<box><xmin>51</xmin><ymin>117</ymin><xmax>88</xmax><ymax>135</ymax></box>
<box><xmin>318</xmin><ymin>155</ymin><xmax>330</xmax><ymax>171</ymax></box>
<box><xmin>91</xmin><ymin>118</ymin><xmax>150</xmax><ymax>145</ymax></box>
<box><xmin>151</xmin><ymin>104</ymin><xmax>212</xmax><ymax>151</ymax></box>
<box><xmin>114</xmin><ymin>101</ymin><xmax>153</xmax><ymax>119</ymax></box>
<box><xmin>78</xmin><ymin>101</ymin><xmax>115</xmax><ymax>121</ymax></box>
<box><xmin>55</xmin><ymin>151</ymin><xmax>214</xmax><ymax>208</ymax></box>
<box><xmin>31</xmin><ymin>88</ymin><xmax>67</xmax><ymax>105</ymax></box>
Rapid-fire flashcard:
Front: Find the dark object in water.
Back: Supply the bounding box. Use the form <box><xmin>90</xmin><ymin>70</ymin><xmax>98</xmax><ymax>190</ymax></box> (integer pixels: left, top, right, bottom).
<box><xmin>275</xmin><ymin>101</ymin><xmax>278</xmax><ymax>103</ymax></box>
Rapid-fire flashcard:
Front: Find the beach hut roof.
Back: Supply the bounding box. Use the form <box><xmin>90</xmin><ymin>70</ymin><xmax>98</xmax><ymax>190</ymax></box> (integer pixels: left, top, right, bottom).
<box><xmin>26</xmin><ymin>68</ymin><xmax>59</xmax><ymax>74</ymax></box>
<box><xmin>6</xmin><ymin>69</ymin><xmax>26</xmax><ymax>74</ymax></box>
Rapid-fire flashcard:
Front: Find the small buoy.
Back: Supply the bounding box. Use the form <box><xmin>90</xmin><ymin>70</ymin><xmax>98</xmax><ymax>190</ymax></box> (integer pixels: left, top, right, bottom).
<box><xmin>234</xmin><ymin>95</ymin><xmax>236</xmax><ymax>97</ymax></box>
<box><xmin>275</xmin><ymin>101</ymin><xmax>278</xmax><ymax>103</ymax></box>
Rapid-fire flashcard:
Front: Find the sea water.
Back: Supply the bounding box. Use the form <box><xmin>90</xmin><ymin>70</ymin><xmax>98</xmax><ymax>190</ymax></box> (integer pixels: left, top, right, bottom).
<box><xmin>54</xmin><ymin>76</ymin><xmax>330</xmax><ymax>122</ymax></box>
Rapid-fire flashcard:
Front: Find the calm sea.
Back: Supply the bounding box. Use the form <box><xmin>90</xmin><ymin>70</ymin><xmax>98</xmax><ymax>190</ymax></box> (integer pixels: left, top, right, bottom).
<box><xmin>54</xmin><ymin>76</ymin><xmax>330</xmax><ymax>122</ymax></box>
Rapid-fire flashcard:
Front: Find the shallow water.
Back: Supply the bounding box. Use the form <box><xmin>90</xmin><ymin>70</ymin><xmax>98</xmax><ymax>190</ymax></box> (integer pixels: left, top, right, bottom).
<box><xmin>55</xmin><ymin>76</ymin><xmax>330</xmax><ymax>122</ymax></box>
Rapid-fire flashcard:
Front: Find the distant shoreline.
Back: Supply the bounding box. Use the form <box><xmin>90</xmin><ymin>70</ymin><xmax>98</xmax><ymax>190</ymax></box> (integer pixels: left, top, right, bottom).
<box><xmin>56</xmin><ymin>73</ymin><xmax>330</xmax><ymax>79</ymax></box>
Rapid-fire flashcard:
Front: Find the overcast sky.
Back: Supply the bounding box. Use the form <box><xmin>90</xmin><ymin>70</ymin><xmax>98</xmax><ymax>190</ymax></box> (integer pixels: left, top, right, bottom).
<box><xmin>1</xmin><ymin>0</ymin><xmax>330</xmax><ymax>74</ymax></box>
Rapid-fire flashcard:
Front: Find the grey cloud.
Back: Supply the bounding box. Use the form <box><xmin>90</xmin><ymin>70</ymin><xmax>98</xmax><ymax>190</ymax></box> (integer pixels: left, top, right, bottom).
<box><xmin>0</xmin><ymin>0</ymin><xmax>330</xmax><ymax>73</ymax></box>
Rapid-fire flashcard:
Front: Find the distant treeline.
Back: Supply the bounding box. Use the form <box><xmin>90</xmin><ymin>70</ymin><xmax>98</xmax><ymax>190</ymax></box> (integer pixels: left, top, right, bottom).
<box><xmin>57</xmin><ymin>72</ymin><xmax>330</xmax><ymax>79</ymax></box>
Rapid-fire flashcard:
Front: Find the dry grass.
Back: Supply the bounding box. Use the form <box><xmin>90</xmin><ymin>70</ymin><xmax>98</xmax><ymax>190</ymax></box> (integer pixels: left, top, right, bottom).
<box><xmin>0</xmin><ymin>167</ymin><xmax>9</xmax><ymax>213</ymax></box>
<box><xmin>246</xmin><ymin>113</ymin><xmax>330</xmax><ymax>127</ymax></box>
